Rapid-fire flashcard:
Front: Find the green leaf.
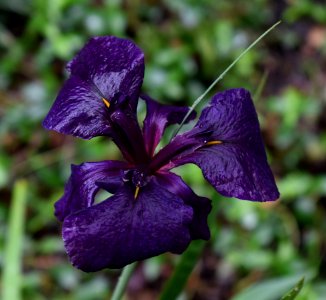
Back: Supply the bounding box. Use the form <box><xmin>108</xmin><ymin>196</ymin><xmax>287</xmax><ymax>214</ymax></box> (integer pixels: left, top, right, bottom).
<box><xmin>1</xmin><ymin>180</ymin><xmax>28</xmax><ymax>300</ymax></box>
<box><xmin>280</xmin><ymin>277</ymin><xmax>305</xmax><ymax>300</ymax></box>
<box><xmin>232</xmin><ymin>274</ymin><xmax>310</xmax><ymax>300</ymax></box>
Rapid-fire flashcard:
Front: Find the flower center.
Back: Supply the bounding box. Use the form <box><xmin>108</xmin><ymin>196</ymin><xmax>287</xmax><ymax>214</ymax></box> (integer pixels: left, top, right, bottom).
<box><xmin>131</xmin><ymin>170</ymin><xmax>150</xmax><ymax>187</ymax></box>
<box><xmin>123</xmin><ymin>169</ymin><xmax>151</xmax><ymax>199</ymax></box>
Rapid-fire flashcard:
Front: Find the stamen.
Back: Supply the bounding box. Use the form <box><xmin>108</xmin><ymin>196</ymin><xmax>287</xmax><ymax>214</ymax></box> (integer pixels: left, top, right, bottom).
<box><xmin>206</xmin><ymin>140</ymin><xmax>222</xmax><ymax>146</ymax></box>
<box><xmin>102</xmin><ymin>97</ymin><xmax>110</xmax><ymax>108</ymax></box>
<box><xmin>134</xmin><ymin>186</ymin><xmax>140</xmax><ymax>199</ymax></box>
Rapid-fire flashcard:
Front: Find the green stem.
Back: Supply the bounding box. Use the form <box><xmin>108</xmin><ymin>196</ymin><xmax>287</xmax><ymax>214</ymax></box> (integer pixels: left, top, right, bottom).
<box><xmin>172</xmin><ymin>20</ymin><xmax>281</xmax><ymax>138</ymax></box>
<box><xmin>159</xmin><ymin>194</ymin><xmax>220</xmax><ymax>300</ymax></box>
<box><xmin>1</xmin><ymin>180</ymin><xmax>28</xmax><ymax>300</ymax></box>
<box><xmin>111</xmin><ymin>263</ymin><xmax>137</xmax><ymax>300</ymax></box>
<box><xmin>159</xmin><ymin>240</ymin><xmax>206</xmax><ymax>300</ymax></box>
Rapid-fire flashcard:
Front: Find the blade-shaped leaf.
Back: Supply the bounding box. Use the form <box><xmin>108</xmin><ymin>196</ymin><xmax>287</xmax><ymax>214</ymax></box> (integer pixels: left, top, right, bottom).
<box><xmin>1</xmin><ymin>180</ymin><xmax>27</xmax><ymax>300</ymax></box>
<box><xmin>280</xmin><ymin>277</ymin><xmax>304</xmax><ymax>300</ymax></box>
<box><xmin>232</xmin><ymin>274</ymin><xmax>311</xmax><ymax>300</ymax></box>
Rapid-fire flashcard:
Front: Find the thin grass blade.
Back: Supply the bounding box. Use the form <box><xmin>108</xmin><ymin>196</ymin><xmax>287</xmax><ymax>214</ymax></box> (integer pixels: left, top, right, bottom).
<box><xmin>1</xmin><ymin>180</ymin><xmax>28</xmax><ymax>300</ymax></box>
<box><xmin>172</xmin><ymin>20</ymin><xmax>281</xmax><ymax>138</ymax></box>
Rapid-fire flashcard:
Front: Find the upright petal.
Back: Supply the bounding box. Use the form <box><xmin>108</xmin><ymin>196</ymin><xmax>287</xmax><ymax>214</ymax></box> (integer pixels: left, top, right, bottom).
<box><xmin>141</xmin><ymin>94</ymin><xmax>196</xmax><ymax>156</ymax></box>
<box><xmin>171</xmin><ymin>88</ymin><xmax>279</xmax><ymax>201</ymax></box>
<box><xmin>110</xmin><ymin>108</ymin><xmax>150</xmax><ymax>164</ymax></box>
<box><xmin>43</xmin><ymin>36</ymin><xmax>144</xmax><ymax>139</ymax></box>
<box><xmin>55</xmin><ymin>160</ymin><xmax>128</xmax><ymax>222</ymax></box>
<box><xmin>149</xmin><ymin>132</ymin><xmax>202</xmax><ymax>173</ymax></box>
<box><xmin>62</xmin><ymin>182</ymin><xmax>193</xmax><ymax>271</ymax></box>
<box><xmin>154</xmin><ymin>172</ymin><xmax>211</xmax><ymax>240</ymax></box>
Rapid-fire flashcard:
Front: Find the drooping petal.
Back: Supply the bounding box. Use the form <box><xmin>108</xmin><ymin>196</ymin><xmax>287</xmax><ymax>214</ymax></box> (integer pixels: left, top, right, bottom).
<box><xmin>171</xmin><ymin>88</ymin><xmax>279</xmax><ymax>201</ymax></box>
<box><xmin>68</xmin><ymin>36</ymin><xmax>144</xmax><ymax>108</ymax></box>
<box><xmin>154</xmin><ymin>171</ymin><xmax>211</xmax><ymax>240</ymax></box>
<box><xmin>62</xmin><ymin>182</ymin><xmax>193</xmax><ymax>271</ymax></box>
<box><xmin>55</xmin><ymin>160</ymin><xmax>128</xmax><ymax>222</ymax></box>
<box><xmin>196</xmin><ymin>88</ymin><xmax>266</xmax><ymax>143</ymax></box>
<box><xmin>43</xmin><ymin>36</ymin><xmax>144</xmax><ymax>139</ymax></box>
<box><xmin>141</xmin><ymin>94</ymin><xmax>196</xmax><ymax>156</ymax></box>
<box><xmin>176</xmin><ymin>143</ymin><xmax>279</xmax><ymax>201</ymax></box>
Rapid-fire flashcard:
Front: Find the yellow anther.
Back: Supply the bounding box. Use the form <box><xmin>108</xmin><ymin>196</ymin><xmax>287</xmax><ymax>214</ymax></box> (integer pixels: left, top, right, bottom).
<box><xmin>134</xmin><ymin>186</ymin><xmax>140</xmax><ymax>199</ymax></box>
<box><xmin>206</xmin><ymin>140</ymin><xmax>222</xmax><ymax>146</ymax></box>
<box><xmin>102</xmin><ymin>97</ymin><xmax>110</xmax><ymax>108</ymax></box>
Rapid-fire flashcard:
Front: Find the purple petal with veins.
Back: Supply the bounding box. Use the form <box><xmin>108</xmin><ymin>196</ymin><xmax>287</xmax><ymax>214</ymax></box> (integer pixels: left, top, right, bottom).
<box><xmin>170</xmin><ymin>88</ymin><xmax>279</xmax><ymax>201</ymax></box>
<box><xmin>62</xmin><ymin>182</ymin><xmax>193</xmax><ymax>271</ymax></box>
<box><xmin>141</xmin><ymin>94</ymin><xmax>196</xmax><ymax>156</ymax></box>
<box><xmin>43</xmin><ymin>36</ymin><xmax>144</xmax><ymax>139</ymax></box>
<box><xmin>55</xmin><ymin>160</ymin><xmax>128</xmax><ymax>222</ymax></box>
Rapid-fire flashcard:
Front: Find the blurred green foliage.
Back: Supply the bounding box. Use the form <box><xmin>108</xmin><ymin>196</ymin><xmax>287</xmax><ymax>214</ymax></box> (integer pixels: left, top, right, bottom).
<box><xmin>1</xmin><ymin>0</ymin><xmax>326</xmax><ymax>299</ymax></box>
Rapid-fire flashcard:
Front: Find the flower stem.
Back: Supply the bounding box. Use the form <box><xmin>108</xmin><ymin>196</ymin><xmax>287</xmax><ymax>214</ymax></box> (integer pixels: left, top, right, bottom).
<box><xmin>111</xmin><ymin>263</ymin><xmax>137</xmax><ymax>300</ymax></box>
<box><xmin>171</xmin><ymin>20</ymin><xmax>282</xmax><ymax>138</ymax></box>
<box><xmin>160</xmin><ymin>240</ymin><xmax>206</xmax><ymax>300</ymax></box>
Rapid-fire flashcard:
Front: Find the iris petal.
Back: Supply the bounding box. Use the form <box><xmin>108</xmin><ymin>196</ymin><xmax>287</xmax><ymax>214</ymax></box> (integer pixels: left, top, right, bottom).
<box><xmin>141</xmin><ymin>94</ymin><xmax>196</xmax><ymax>156</ymax></box>
<box><xmin>62</xmin><ymin>182</ymin><xmax>193</xmax><ymax>271</ymax></box>
<box><xmin>171</xmin><ymin>88</ymin><xmax>279</xmax><ymax>201</ymax></box>
<box><xmin>110</xmin><ymin>109</ymin><xmax>149</xmax><ymax>164</ymax></box>
<box><xmin>176</xmin><ymin>144</ymin><xmax>279</xmax><ymax>201</ymax></box>
<box><xmin>43</xmin><ymin>76</ymin><xmax>113</xmax><ymax>139</ymax></box>
<box><xmin>43</xmin><ymin>36</ymin><xmax>144</xmax><ymax>139</ymax></box>
<box><xmin>154</xmin><ymin>172</ymin><xmax>211</xmax><ymax>240</ymax></box>
<box><xmin>55</xmin><ymin>160</ymin><xmax>128</xmax><ymax>222</ymax></box>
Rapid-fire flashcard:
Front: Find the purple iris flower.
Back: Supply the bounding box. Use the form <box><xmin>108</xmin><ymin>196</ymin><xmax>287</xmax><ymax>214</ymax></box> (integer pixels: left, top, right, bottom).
<box><xmin>43</xmin><ymin>36</ymin><xmax>279</xmax><ymax>272</ymax></box>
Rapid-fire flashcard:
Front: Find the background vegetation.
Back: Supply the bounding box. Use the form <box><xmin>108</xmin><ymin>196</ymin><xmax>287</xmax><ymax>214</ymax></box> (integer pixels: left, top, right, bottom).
<box><xmin>1</xmin><ymin>0</ymin><xmax>326</xmax><ymax>299</ymax></box>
